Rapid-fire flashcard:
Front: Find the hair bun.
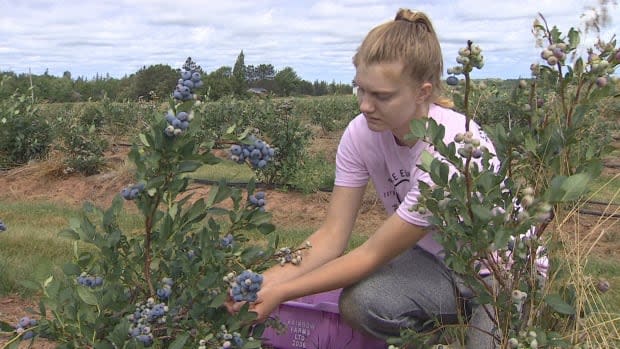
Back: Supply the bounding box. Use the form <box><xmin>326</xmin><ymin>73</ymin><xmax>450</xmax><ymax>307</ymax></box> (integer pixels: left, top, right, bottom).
<box><xmin>394</xmin><ymin>8</ymin><xmax>432</xmax><ymax>32</ymax></box>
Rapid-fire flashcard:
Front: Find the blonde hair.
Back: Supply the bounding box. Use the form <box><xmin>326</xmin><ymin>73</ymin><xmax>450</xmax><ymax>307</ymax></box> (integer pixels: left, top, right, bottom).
<box><xmin>353</xmin><ymin>8</ymin><xmax>453</xmax><ymax>108</ymax></box>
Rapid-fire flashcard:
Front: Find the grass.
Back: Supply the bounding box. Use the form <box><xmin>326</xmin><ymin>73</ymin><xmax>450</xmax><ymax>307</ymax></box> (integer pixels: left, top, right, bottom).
<box><xmin>588</xmin><ymin>173</ymin><xmax>620</xmax><ymax>204</ymax></box>
<box><xmin>585</xmin><ymin>257</ymin><xmax>620</xmax><ymax>308</ymax></box>
<box><xmin>0</xmin><ymin>201</ymin><xmax>143</xmax><ymax>296</ymax></box>
<box><xmin>191</xmin><ymin>159</ymin><xmax>255</xmax><ymax>183</ymax></box>
<box><xmin>0</xmin><ymin>198</ymin><xmax>368</xmax><ymax>298</ymax></box>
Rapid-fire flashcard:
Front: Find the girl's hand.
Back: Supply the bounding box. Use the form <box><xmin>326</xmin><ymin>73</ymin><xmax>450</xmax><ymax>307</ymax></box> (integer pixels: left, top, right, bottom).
<box><xmin>224</xmin><ymin>292</ymin><xmax>245</xmax><ymax>315</ymax></box>
<box><xmin>224</xmin><ymin>274</ymin><xmax>277</xmax><ymax>316</ymax></box>
<box><xmin>250</xmin><ymin>285</ymin><xmax>286</xmax><ymax>323</ymax></box>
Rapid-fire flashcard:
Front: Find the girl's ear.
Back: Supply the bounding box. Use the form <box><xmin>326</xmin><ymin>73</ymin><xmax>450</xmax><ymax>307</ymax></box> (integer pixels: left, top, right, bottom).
<box><xmin>416</xmin><ymin>82</ymin><xmax>433</xmax><ymax>103</ymax></box>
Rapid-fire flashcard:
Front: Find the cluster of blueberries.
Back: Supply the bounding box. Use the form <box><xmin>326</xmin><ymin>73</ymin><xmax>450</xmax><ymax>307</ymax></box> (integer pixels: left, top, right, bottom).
<box><xmin>76</xmin><ymin>272</ymin><xmax>104</xmax><ymax>288</ymax></box>
<box><xmin>274</xmin><ymin>246</ymin><xmax>305</xmax><ymax>266</ymax></box>
<box><xmin>248</xmin><ymin>191</ymin><xmax>266</xmax><ymax>211</ymax></box>
<box><xmin>446</xmin><ymin>44</ymin><xmax>484</xmax><ymax>85</ymax></box>
<box><xmin>121</xmin><ymin>183</ymin><xmax>146</xmax><ymax>200</ymax></box>
<box><xmin>0</xmin><ymin>219</ymin><xmax>6</xmax><ymax>231</ymax></box>
<box><xmin>224</xmin><ymin>270</ymin><xmax>264</xmax><ymax>303</ymax></box>
<box><xmin>127</xmin><ymin>297</ymin><xmax>168</xmax><ymax>347</ymax></box>
<box><xmin>453</xmin><ymin>131</ymin><xmax>486</xmax><ymax>159</ymax></box>
<box><xmin>229</xmin><ymin>136</ymin><xmax>275</xmax><ymax>169</ymax></box>
<box><xmin>220</xmin><ymin>233</ymin><xmax>234</xmax><ymax>248</ymax></box>
<box><xmin>14</xmin><ymin>316</ymin><xmax>37</xmax><ymax>340</ymax></box>
<box><xmin>540</xmin><ymin>43</ymin><xmax>568</xmax><ymax>66</ymax></box>
<box><xmin>173</xmin><ymin>69</ymin><xmax>203</xmax><ymax>102</ymax></box>
<box><xmin>156</xmin><ymin>277</ymin><xmax>174</xmax><ymax>301</ymax></box>
<box><xmin>164</xmin><ymin>110</ymin><xmax>194</xmax><ymax>137</ymax></box>
<box><xmin>198</xmin><ymin>325</ymin><xmax>252</xmax><ymax>349</ymax></box>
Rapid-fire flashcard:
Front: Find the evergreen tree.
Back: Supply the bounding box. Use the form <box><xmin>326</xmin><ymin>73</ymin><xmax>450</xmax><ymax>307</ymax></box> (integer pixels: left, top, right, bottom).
<box><xmin>232</xmin><ymin>50</ymin><xmax>248</xmax><ymax>97</ymax></box>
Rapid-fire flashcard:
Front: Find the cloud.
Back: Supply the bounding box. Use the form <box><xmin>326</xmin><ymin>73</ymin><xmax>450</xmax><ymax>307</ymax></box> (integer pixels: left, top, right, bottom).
<box><xmin>0</xmin><ymin>0</ymin><xmax>618</xmax><ymax>83</ymax></box>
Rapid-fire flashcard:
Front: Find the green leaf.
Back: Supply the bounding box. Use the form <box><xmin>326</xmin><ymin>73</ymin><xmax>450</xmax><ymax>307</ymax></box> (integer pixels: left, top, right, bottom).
<box><xmin>257</xmin><ymin>223</ymin><xmax>276</xmax><ymax>235</ymax></box>
<box><xmin>249</xmin><ymin>211</ymin><xmax>272</xmax><ymax>226</ymax></box>
<box><xmin>471</xmin><ymin>204</ymin><xmax>493</xmax><ymax>222</ymax></box>
<box><xmin>18</xmin><ymin>279</ymin><xmax>41</xmax><ymax>291</ymax></box>
<box><xmin>243</xmin><ymin>340</ymin><xmax>263</xmax><ymax>348</ymax></box>
<box><xmin>545</xmin><ymin>175</ymin><xmax>567</xmax><ymax>202</ymax></box>
<box><xmin>210</xmin><ymin>291</ymin><xmax>227</xmax><ymax>308</ymax></box>
<box><xmin>568</xmin><ymin>27</ymin><xmax>580</xmax><ymax>49</ymax></box>
<box><xmin>62</xmin><ymin>263</ymin><xmax>82</xmax><ymax>276</ymax></box>
<box><xmin>544</xmin><ymin>294</ymin><xmax>575</xmax><ymax>315</ymax></box>
<box><xmin>77</xmin><ymin>287</ymin><xmax>99</xmax><ymax>306</ymax></box>
<box><xmin>429</xmin><ymin>159</ymin><xmax>449</xmax><ymax>186</ymax></box>
<box><xmin>178</xmin><ymin>160</ymin><xmax>202</xmax><ymax>173</ymax></box>
<box><xmin>560</xmin><ymin>173</ymin><xmax>591</xmax><ymax>201</ymax></box>
<box><xmin>168</xmin><ymin>333</ymin><xmax>189</xmax><ymax>349</ymax></box>
<box><xmin>493</xmin><ymin>228</ymin><xmax>511</xmax><ymax>250</ymax></box>
<box><xmin>139</xmin><ymin>133</ymin><xmax>150</xmax><ymax>147</ymax></box>
<box><xmin>58</xmin><ymin>228</ymin><xmax>80</xmax><ymax>240</ymax></box>
<box><xmin>419</xmin><ymin>150</ymin><xmax>434</xmax><ymax>172</ymax></box>
<box><xmin>409</xmin><ymin>118</ymin><xmax>427</xmax><ymax>139</ymax></box>
<box><xmin>206</xmin><ymin>183</ymin><xmax>232</xmax><ymax>206</ymax></box>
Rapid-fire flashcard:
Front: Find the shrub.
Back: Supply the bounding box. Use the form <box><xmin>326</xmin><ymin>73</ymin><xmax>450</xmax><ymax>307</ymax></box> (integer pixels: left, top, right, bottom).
<box><xmin>0</xmin><ymin>80</ymin><xmax>52</xmax><ymax>169</ymax></box>
<box><xmin>0</xmin><ymin>60</ymin><xmax>291</xmax><ymax>348</ymax></box>
<box><xmin>390</xmin><ymin>11</ymin><xmax>619</xmax><ymax>349</ymax></box>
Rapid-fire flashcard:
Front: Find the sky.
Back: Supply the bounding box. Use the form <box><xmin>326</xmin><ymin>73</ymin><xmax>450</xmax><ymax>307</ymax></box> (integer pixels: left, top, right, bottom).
<box><xmin>1</xmin><ymin>0</ymin><xmax>618</xmax><ymax>83</ymax></box>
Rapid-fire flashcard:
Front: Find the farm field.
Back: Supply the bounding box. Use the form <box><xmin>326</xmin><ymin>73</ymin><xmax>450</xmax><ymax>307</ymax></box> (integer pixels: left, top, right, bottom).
<box><xmin>1</xmin><ymin>48</ymin><xmax>619</xmax><ymax>347</ymax></box>
<box><xmin>0</xmin><ymin>127</ymin><xmax>619</xmax><ymax>348</ymax></box>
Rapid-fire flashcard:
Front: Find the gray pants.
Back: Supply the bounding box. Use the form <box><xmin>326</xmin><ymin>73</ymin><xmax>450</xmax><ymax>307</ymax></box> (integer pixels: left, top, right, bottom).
<box><xmin>339</xmin><ymin>246</ymin><xmax>496</xmax><ymax>348</ymax></box>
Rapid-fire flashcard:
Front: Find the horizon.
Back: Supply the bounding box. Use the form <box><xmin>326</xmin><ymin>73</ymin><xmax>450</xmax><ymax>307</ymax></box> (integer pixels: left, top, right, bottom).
<box><xmin>1</xmin><ymin>1</ymin><xmax>619</xmax><ymax>83</ymax></box>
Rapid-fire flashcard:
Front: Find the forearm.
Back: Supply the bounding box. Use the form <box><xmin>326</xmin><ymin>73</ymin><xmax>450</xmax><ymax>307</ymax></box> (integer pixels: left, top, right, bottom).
<box><xmin>275</xmin><ymin>214</ymin><xmax>428</xmax><ymax>303</ymax></box>
<box><xmin>277</xmin><ymin>244</ymin><xmax>377</xmax><ymax>302</ymax></box>
<box><xmin>262</xmin><ymin>227</ymin><xmax>348</xmax><ymax>286</ymax></box>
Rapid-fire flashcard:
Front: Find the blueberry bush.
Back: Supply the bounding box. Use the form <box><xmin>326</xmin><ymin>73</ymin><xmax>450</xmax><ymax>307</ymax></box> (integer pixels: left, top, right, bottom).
<box><xmin>0</xmin><ymin>77</ymin><xmax>52</xmax><ymax>169</ymax></box>
<box><xmin>0</xmin><ymin>59</ymin><xmax>296</xmax><ymax>348</ymax></box>
<box><xmin>389</xmin><ymin>11</ymin><xmax>619</xmax><ymax>349</ymax></box>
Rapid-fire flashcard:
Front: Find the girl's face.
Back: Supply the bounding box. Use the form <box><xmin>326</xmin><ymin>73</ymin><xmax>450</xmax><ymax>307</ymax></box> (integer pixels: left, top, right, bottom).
<box><xmin>354</xmin><ymin>61</ymin><xmax>431</xmax><ymax>145</ymax></box>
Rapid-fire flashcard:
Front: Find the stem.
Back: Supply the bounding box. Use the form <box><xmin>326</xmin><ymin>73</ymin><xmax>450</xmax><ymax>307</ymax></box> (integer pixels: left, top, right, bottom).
<box><xmin>538</xmin><ymin>13</ymin><xmax>569</xmax><ymax>126</ymax></box>
<box><xmin>464</xmin><ymin>71</ymin><xmax>471</xmax><ymax>130</ymax></box>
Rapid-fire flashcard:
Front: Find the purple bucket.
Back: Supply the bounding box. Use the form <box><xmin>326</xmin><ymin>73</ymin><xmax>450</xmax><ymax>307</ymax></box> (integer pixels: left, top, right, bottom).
<box><xmin>262</xmin><ymin>289</ymin><xmax>387</xmax><ymax>349</ymax></box>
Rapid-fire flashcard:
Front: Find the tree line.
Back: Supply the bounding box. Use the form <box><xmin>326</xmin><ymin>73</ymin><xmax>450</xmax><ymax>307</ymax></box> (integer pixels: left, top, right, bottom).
<box><xmin>0</xmin><ymin>52</ymin><xmax>353</xmax><ymax>103</ymax></box>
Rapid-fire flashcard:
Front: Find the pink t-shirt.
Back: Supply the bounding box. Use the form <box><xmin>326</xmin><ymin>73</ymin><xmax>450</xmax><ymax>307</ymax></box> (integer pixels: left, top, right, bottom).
<box><xmin>335</xmin><ymin>104</ymin><xmax>497</xmax><ymax>257</ymax></box>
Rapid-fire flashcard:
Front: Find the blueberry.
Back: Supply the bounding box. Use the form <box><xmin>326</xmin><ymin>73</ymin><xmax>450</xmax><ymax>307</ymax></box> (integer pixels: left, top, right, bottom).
<box><xmin>18</xmin><ymin>317</ymin><xmax>30</xmax><ymax>328</ymax></box>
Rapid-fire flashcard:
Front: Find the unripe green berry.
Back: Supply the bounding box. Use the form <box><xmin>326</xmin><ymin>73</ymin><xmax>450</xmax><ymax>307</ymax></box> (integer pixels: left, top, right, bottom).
<box><xmin>508</xmin><ymin>338</ymin><xmax>519</xmax><ymax>348</ymax></box>
<box><xmin>521</xmin><ymin>194</ymin><xmax>534</xmax><ymax>208</ymax></box>
<box><xmin>547</xmin><ymin>56</ymin><xmax>558</xmax><ymax>65</ymax></box>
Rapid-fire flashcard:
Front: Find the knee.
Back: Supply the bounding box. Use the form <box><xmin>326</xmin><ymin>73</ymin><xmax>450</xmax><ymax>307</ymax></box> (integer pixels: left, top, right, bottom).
<box><xmin>338</xmin><ymin>284</ymin><xmax>388</xmax><ymax>338</ymax></box>
<box><xmin>339</xmin><ymin>284</ymin><xmax>370</xmax><ymax>326</ymax></box>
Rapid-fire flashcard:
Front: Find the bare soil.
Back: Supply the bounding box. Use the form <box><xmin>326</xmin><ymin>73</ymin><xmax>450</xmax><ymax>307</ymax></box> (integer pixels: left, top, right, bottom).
<box><xmin>0</xmin><ymin>138</ymin><xmax>618</xmax><ymax>348</ymax></box>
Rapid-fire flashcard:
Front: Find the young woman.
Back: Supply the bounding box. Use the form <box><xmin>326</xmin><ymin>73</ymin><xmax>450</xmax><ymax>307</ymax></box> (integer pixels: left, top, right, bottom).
<box><xmin>229</xmin><ymin>8</ymin><xmax>497</xmax><ymax>348</ymax></box>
